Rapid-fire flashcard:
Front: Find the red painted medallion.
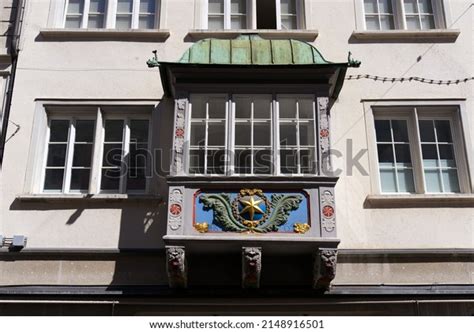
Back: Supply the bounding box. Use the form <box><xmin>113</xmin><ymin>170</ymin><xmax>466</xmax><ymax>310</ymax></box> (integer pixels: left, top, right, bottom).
<box><xmin>320</xmin><ymin>129</ymin><xmax>329</xmax><ymax>138</ymax></box>
<box><xmin>169</xmin><ymin>204</ymin><xmax>182</xmax><ymax>216</ymax></box>
<box><xmin>175</xmin><ymin>128</ymin><xmax>184</xmax><ymax>138</ymax></box>
<box><xmin>322</xmin><ymin>205</ymin><xmax>334</xmax><ymax>218</ymax></box>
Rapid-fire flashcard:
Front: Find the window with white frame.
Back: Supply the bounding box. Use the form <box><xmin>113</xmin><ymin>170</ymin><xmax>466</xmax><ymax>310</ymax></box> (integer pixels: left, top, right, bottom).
<box><xmin>204</xmin><ymin>0</ymin><xmax>304</xmax><ymax>30</ymax></box>
<box><xmin>42</xmin><ymin>108</ymin><xmax>151</xmax><ymax>194</ymax></box>
<box><xmin>362</xmin><ymin>0</ymin><xmax>444</xmax><ymax>30</ymax></box>
<box><xmin>63</xmin><ymin>0</ymin><xmax>159</xmax><ymax>29</ymax></box>
<box><xmin>373</xmin><ymin>106</ymin><xmax>468</xmax><ymax>194</ymax></box>
<box><xmin>187</xmin><ymin>94</ymin><xmax>317</xmax><ymax>176</ymax></box>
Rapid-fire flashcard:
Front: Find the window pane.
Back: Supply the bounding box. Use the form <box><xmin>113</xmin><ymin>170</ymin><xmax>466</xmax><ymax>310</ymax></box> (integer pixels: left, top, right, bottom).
<box><xmin>127</xmin><ymin>168</ymin><xmax>146</xmax><ymax>191</ymax></box>
<box><xmin>280</xmin><ymin>149</ymin><xmax>297</xmax><ymax>174</ymax></box>
<box><xmin>116</xmin><ymin>15</ymin><xmax>132</xmax><ymax>28</ymax></box>
<box><xmin>298</xmin><ymin>98</ymin><xmax>314</xmax><ymax>119</ymax></box>
<box><xmin>380</xmin><ymin>16</ymin><xmax>394</xmax><ymax>30</ymax></box>
<box><xmin>254</xmin><ymin>149</ymin><xmax>272</xmax><ymax>174</ymax></box>
<box><xmin>235</xmin><ymin>149</ymin><xmax>252</xmax><ymax>174</ymax></box>
<box><xmin>395</xmin><ymin>144</ymin><xmax>412</xmax><ymax>166</ymax></box>
<box><xmin>281</xmin><ymin>16</ymin><xmax>297</xmax><ymax>30</ymax></box>
<box><xmin>140</xmin><ymin>0</ymin><xmax>156</xmax><ymax>13</ymax></box>
<box><xmin>235</xmin><ymin>122</ymin><xmax>251</xmax><ymax>146</ymax></box>
<box><xmin>235</xmin><ymin>98</ymin><xmax>251</xmax><ymax>119</ymax></box>
<box><xmin>47</xmin><ymin>144</ymin><xmax>67</xmax><ymax>166</ymax></box>
<box><xmin>88</xmin><ymin>15</ymin><xmax>104</xmax><ymax>28</ymax></box>
<box><xmin>208</xmin><ymin>98</ymin><xmax>226</xmax><ymax>119</ymax></box>
<box><xmin>365</xmin><ymin>16</ymin><xmax>379</xmax><ymax>30</ymax></box>
<box><xmin>44</xmin><ymin>169</ymin><xmax>65</xmax><ymax>190</ymax></box>
<box><xmin>377</xmin><ymin>144</ymin><xmax>394</xmax><ymax>166</ymax></box>
<box><xmin>190</xmin><ymin>122</ymin><xmax>206</xmax><ymax>146</ymax></box>
<box><xmin>364</xmin><ymin>0</ymin><xmax>378</xmax><ymax>13</ymax></box>
<box><xmin>420</xmin><ymin>15</ymin><xmax>435</xmax><ymax>29</ymax></box>
<box><xmin>129</xmin><ymin>143</ymin><xmax>149</xmax><ymax>168</ymax></box>
<box><xmin>391</xmin><ymin>120</ymin><xmax>409</xmax><ymax>142</ymax></box>
<box><xmin>70</xmin><ymin>169</ymin><xmax>91</xmax><ymax>191</ymax></box>
<box><xmin>379</xmin><ymin>0</ymin><xmax>393</xmax><ymax>13</ymax></box>
<box><xmin>406</xmin><ymin>16</ymin><xmax>420</xmax><ymax>29</ymax></box>
<box><xmin>380</xmin><ymin>169</ymin><xmax>397</xmax><ymax>192</ymax></box>
<box><xmin>207</xmin><ymin>122</ymin><xmax>226</xmax><ymax>146</ymax></box>
<box><xmin>299</xmin><ymin>121</ymin><xmax>315</xmax><ymax>146</ymax></box>
<box><xmin>130</xmin><ymin>120</ymin><xmax>149</xmax><ymax>143</ymax></box>
<box><xmin>207</xmin><ymin>150</ymin><xmax>225</xmax><ymax>174</ymax></box>
<box><xmin>208</xmin><ymin>16</ymin><xmax>224</xmax><ymax>29</ymax></box>
<box><xmin>191</xmin><ymin>98</ymin><xmax>206</xmax><ymax>118</ymax></box>
<box><xmin>421</xmin><ymin>144</ymin><xmax>438</xmax><ymax>167</ymax></box>
<box><xmin>139</xmin><ymin>15</ymin><xmax>155</xmax><ymax>29</ymax></box>
<box><xmin>438</xmin><ymin>145</ymin><xmax>456</xmax><ymax>167</ymax></box>
<box><xmin>300</xmin><ymin>149</ymin><xmax>316</xmax><ymax>174</ymax></box>
<box><xmin>419</xmin><ymin>120</ymin><xmax>435</xmax><ymax>142</ymax></box>
<box><xmin>50</xmin><ymin>120</ymin><xmax>70</xmax><ymax>142</ymax></box>
<box><xmin>435</xmin><ymin>120</ymin><xmax>452</xmax><ymax>142</ymax></box>
<box><xmin>279</xmin><ymin>123</ymin><xmax>297</xmax><ymax>146</ymax></box>
<box><xmin>419</xmin><ymin>0</ymin><xmax>433</xmax><ymax>13</ymax></box>
<box><xmin>231</xmin><ymin>0</ymin><xmax>246</xmax><ymax>13</ymax></box>
<box><xmin>254</xmin><ymin>122</ymin><xmax>271</xmax><ymax>146</ymax></box>
<box><xmin>117</xmin><ymin>0</ymin><xmax>133</xmax><ymax>12</ymax></box>
<box><xmin>103</xmin><ymin>144</ymin><xmax>123</xmax><ymax>167</ymax></box>
<box><xmin>279</xmin><ymin>98</ymin><xmax>296</xmax><ymax>118</ymax></box>
<box><xmin>73</xmin><ymin>144</ymin><xmax>93</xmax><ymax>167</ymax></box>
<box><xmin>105</xmin><ymin>120</ymin><xmax>124</xmax><ymax>142</ymax></box>
<box><xmin>89</xmin><ymin>0</ymin><xmax>106</xmax><ymax>12</ymax></box>
<box><xmin>189</xmin><ymin>149</ymin><xmax>205</xmax><ymax>174</ymax></box>
<box><xmin>404</xmin><ymin>0</ymin><xmax>418</xmax><ymax>13</ymax></box>
<box><xmin>65</xmin><ymin>16</ymin><xmax>82</xmax><ymax>28</ymax></box>
<box><xmin>75</xmin><ymin>120</ymin><xmax>95</xmax><ymax>142</ymax></box>
<box><xmin>67</xmin><ymin>0</ymin><xmax>84</xmax><ymax>14</ymax></box>
<box><xmin>425</xmin><ymin>169</ymin><xmax>442</xmax><ymax>192</ymax></box>
<box><xmin>441</xmin><ymin>169</ymin><xmax>460</xmax><ymax>193</ymax></box>
<box><xmin>254</xmin><ymin>97</ymin><xmax>271</xmax><ymax>119</ymax></box>
<box><xmin>101</xmin><ymin>169</ymin><xmax>121</xmax><ymax>190</ymax></box>
<box><xmin>397</xmin><ymin>169</ymin><xmax>415</xmax><ymax>193</ymax></box>
<box><xmin>209</xmin><ymin>0</ymin><xmax>224</xmax><ymax>13</ymax></box>
<box><xmin>231</xmin><ymin>16</ymin><xmax>247</xmax><ymax>29</ymax></box>
<box><xmin>374</xmin><ymin>120</ymin><xmax>391</xmax><ymax>142</ymax></box>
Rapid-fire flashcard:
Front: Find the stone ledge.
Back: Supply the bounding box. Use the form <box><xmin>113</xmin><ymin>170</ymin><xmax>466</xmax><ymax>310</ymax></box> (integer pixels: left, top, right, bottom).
<box><xmin>364</xmin><ymin>194</ymin><xmax>474</xmax><ymax>208</ymax></box>
<box><xmin>39</xmin><ymin>28</ymin><xmax>170</xmax><ymax>42</ymax></box>
<box><xmin>186</xmin><ymin>29</ymin><xmax>319</xmax><ymax>42</ymax></box>
<box><xmin>16</xmin><ymin>194</ymin><xmax>162</xmax><ymax>203</ymax></box>
<box><xmin>350</xmin><ymin>29</ymin><xmax>460</xmax><ymax>43</ymax></box>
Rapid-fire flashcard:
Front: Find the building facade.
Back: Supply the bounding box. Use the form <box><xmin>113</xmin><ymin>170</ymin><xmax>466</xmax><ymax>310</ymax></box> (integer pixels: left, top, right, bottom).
<box><xmin>0</xmin><ymin>0</ymin><xmax>473</xmax><ymax>315</ymax></box>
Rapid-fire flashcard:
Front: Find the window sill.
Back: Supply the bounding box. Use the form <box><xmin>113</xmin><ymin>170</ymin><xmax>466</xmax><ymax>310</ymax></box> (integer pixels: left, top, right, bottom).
<box><xmin>39</xmin><ymin>28</ymin><xmax>170</xmax><ymax>42</ymax></box>
<box><xmin>364</xmin><ymin>194</ymin><xmax>474</xmax><ymax>209</ymax></box>
<box><xmin>186</xmin><ymin>29</ymin><xmax>319</xmax><ymax>42</ymax></box>
<box><xmin>350</xmin><ymin>29</ymin><xmax>460</xmax><ymax>43</ymax></box>
<box><xmin>16</xmin><ymin>194</ymin><xmax>162</xmax><ymax>203</ymax></box>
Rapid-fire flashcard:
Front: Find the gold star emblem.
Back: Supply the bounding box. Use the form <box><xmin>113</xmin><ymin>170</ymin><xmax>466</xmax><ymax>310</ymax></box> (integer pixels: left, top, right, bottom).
<box><xmin>239</xmin><ymin>196</ymin><xmax>264</xmax><ymax>221</ymax></box>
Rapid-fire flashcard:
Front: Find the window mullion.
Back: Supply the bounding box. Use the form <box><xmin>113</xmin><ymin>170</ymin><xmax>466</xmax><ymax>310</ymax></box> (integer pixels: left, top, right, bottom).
<box><xmin>106</xmin><ymin>0</ymin><xmax>117</xmax><ymax>28</ymax></box>
<box><xmin>228</xmin><ymin>97</ymin><xmax>235</xmax><ymax>176</ymax></box>
<box><xmin>432</xmin><ymin>120</ymin><xmax>445</xmax><ymax>193</ymax></box>
<box><xmin>88</xmin><ymin>107</ymin><xmax>103</xmax><ymax>194</ymax></box>
<box><xmin>413</xmin><ymin>108</ymin><xmax>426</xmax><ymax>193</ymax></box>
<box><xmin>376</xmin><ymin>0</ymin><xmax>382</xmax><ymax>30</ymax></box>
<box><xmin>275</xmin><ymin>0</ymin><xmax>282</xmax><ymax>29</ymax></box>
<box><xmin>224</xmin><ymin>0</ymin><xmax>231</xmax><ymax>29</ymax></box>
<box><xmin>83</xmin><ymin>0</ymin><xmax>91</xmax><ymax>28</ymax></box>
<box><xmin>389</xmin><ymin>120</ymin><xmax>400</xmax><ymax>192</ymax></box>
<box><xmin>204</xmin><ymin>101</ymin><xmax>209</xmax><ymax>175</ymax></box>
<box><xmin>64</xmin><ymin>119</ymin><xmax>76</xmax><ymax>193</ymax></box>
<box><xmin>295</xmin><ymin>100</ymin><xmax>301</xmax><ymax>174</ymax></box>
<box><xmin>250</xmin><ymin>99</ymin><xmax>255</xmax><ymax>175</ymax></box>
<box><xmin>274</xmin><ymin>96</ymin><xmax>280</xmax><ymax>176</ymax></box>
<box><xmin>132</xmin><ymin>0</ymin><xmax>140</xmax><ymax>28</ymax></box>
<box><xmin>398</xmin><ymin>0</ymin><xmax>407</xmax><ymax>29</ymax></box>
<box><xmin>120</xmin><ymin>118</ymin><xmax>131</xmax><ymax>194</ymax></box>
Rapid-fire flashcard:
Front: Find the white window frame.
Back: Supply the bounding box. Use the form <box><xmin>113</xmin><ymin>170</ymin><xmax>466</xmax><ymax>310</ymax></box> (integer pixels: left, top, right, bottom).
<box><xmin>201</xmin><ymin>0</ymin><xmax>305</xmax><ymax>30</ymax></box>
<box><xmin>26</xmin><ymin>102</ymin><xmax>155</xmax><ymax>196</ymax></box>
<box><xmin>365</xmin><ymin>102</ymin><xmax>472</xmax><ymax>195</ymax></box>
<box><xmin>357</xmin><ymin>0</ymin><xmax>447</xmax><ymax>31</ymax></box>
<box><xmin>185</xmin><ymin>93</ymin><xmax>318</xmax><ymax>177</ymax></box>
<box><xmin>57</xmin><ymin>0</ymin><xmax>162</xmax><ymax>29</ymax></box>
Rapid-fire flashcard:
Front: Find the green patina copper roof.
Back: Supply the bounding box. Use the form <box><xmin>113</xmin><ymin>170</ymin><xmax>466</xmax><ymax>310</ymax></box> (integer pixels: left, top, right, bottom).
<box><xmin>177</xmin><ymin>35</ymin><xmax>331</xmax><ymax>65</ymax></box>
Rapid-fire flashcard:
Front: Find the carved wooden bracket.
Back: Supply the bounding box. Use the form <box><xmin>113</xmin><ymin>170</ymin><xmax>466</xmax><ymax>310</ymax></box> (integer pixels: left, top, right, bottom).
<box><xmin>313</xmin><ymin>248</ymin><xmax>337</xmax><ymax>292</ymax></box>
<box><xmin>242</xmin><ymin>247</ymin><xmax>262</xmax><ymax>289</ymax></box>
<box><xmin>166</xmin><ymin>246</ymin><xmax>187</xmax><ymax>288</ymax></box>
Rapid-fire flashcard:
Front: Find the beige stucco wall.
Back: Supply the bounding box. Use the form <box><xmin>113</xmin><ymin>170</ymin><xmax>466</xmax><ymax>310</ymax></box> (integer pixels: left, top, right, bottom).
<box><xmin>0</xmin><ymin>0</ymin><xmax>473</xmax><ymax>286</ymax></box>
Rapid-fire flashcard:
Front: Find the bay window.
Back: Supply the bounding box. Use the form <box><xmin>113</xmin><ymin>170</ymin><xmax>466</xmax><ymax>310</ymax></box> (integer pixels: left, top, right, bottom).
<box><xmin>187</xmin><ymin>94</ymin><xmax>318</xmax><ymax>176</ymax></box>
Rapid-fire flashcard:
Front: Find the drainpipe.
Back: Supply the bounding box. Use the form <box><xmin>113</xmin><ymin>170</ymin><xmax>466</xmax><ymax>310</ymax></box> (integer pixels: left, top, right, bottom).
<box><xmin>0</xmin><ymin>0</ymin><xmax>24</xmax><ymax>166</ymax></box>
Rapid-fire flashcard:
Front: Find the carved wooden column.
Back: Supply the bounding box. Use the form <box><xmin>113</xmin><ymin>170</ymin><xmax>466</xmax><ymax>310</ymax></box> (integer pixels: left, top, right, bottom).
<box><xmin>313</xmin><ymin>248</ymin><xmax>337</xmax><ymax>292</ymax></box>
<box><xmin>242</xmin><ymin>247</ymin><xmax>262</xmax><ymax>289</ymax></box>
<box><xmin>171</xmin><ymin>96</ymin><xmax>188</xmax><ymax>176</ymax></box>
<box><xmin>317</xmin><ymin>97</ymin><xmax>331</xmax><ymax>175</ymax></box>
<box><xmin>319</xmin><ymin>187</ymin><xmax>337</xmax><ymax>237</ymax></box>
<box><xmin>166</xmin><ymin>246</ymin><xmax>187</xmax><ymax>288</ymax></box>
